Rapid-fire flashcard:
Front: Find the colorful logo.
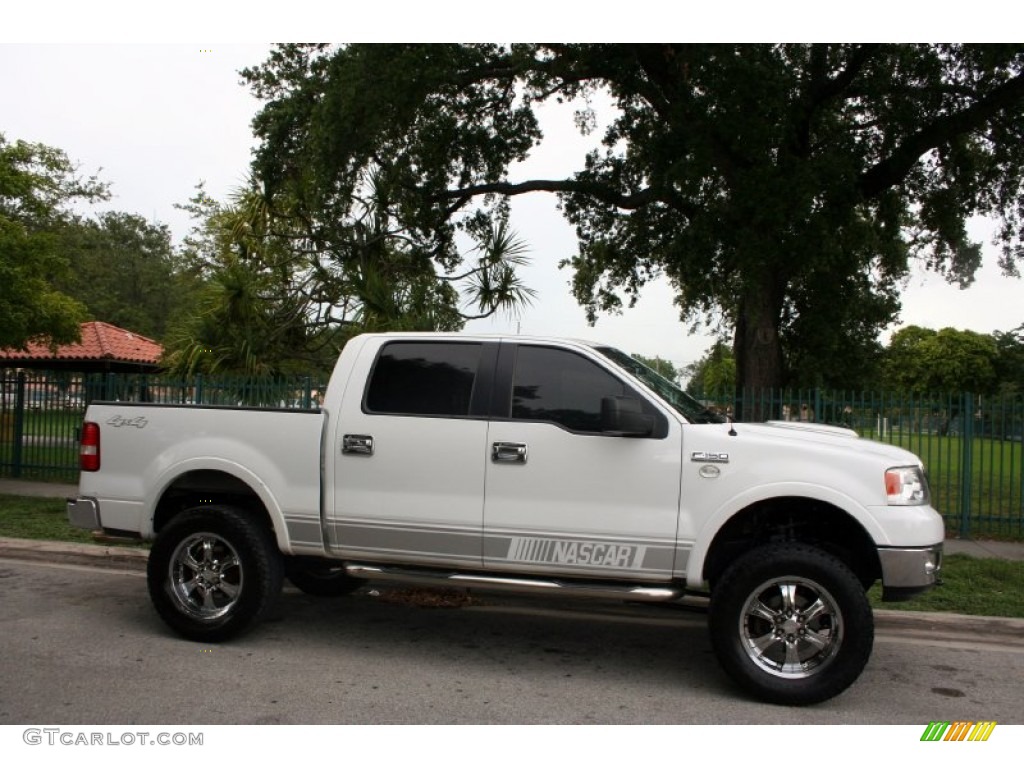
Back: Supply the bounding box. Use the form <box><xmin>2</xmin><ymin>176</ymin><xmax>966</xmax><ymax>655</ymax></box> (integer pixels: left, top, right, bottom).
<box><xmin>921</xmin><ymin>721</ymin><xmax>997</xmax><ymax>742</ymax></box>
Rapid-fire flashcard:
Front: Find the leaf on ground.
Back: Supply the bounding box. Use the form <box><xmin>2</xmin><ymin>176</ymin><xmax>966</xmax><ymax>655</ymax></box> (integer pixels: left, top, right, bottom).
<box><xmin>371</xmin><ymin>587</ymin><xmax>481</xmax><ymax>609</ymax></box>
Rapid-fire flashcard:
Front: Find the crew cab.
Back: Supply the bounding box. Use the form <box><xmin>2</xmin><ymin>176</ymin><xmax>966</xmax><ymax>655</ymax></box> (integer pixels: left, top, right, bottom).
<box><xmin>68</xmin><ymin>333</ymin><xmax>944</xmax><ymax>705</ymax></box>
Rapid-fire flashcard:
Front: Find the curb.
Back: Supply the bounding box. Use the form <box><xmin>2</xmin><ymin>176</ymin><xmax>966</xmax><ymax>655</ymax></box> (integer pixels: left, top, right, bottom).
<box><xmin>0</xmin><ymin>536</ymin><xmax>148</xmax><ymax>572</ymax></box>
<box><xmin>1</xmin><ymin>536</ymin><xmax>1022</xmax><ymax>644</ymax></box>
<box><xmin>873</xmin><ymin>608</ymin><xmax>1024</xmax><ymax>647</ymax></box>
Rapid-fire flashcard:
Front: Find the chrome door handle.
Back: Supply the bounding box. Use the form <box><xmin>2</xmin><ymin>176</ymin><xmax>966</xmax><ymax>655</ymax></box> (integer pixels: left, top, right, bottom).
<box><xmin>342</xmin><ymin>434</ymin><xmax>374</xmax><ymax>456</ymax></box>
<box><xmin>492</xmin><ymin>441</ymin><xmax>527</xmax><ymax>464</ymax></box>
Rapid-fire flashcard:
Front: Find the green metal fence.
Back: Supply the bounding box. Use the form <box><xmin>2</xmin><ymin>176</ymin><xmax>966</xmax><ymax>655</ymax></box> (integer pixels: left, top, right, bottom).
<box><xmin>3</xmin><ymin>370</ymin><xmax>1022</xmax><ymax>539</ymax></box>
<box><xmin>702</xmin><ymin>388</ymin><xmax>1024</xmax><ymax>540</ymax></box>
<box><xmin>0</xmin><ymin>369</ymin><xmax>325</xmax><ymax>483</ymax></box>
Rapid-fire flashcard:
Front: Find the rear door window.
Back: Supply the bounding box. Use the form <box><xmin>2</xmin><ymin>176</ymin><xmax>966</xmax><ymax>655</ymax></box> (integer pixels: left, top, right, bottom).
<box><xmin>364</xmin><ymin>342</ymin><xmax>482</xmax><ymax>417</ymax></box>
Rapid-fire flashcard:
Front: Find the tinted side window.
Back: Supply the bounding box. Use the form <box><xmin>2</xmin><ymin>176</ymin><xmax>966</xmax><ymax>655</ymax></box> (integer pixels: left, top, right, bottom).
<box><xmin>511</xmin><ymin>346</ymin><xmax>629</xmax><ymax>432</ymax></box>
<box><xmin>365</xmin><ymin>342</ymin><xmax>481</xmax><ymax>417</ymax></box>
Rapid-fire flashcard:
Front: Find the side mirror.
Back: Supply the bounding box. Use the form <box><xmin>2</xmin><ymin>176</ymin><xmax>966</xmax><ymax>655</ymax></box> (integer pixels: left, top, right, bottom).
<box><xmin>601</xmin><ymin>396</ymin><xmax>654</xmax><ymax>437</ymax></box>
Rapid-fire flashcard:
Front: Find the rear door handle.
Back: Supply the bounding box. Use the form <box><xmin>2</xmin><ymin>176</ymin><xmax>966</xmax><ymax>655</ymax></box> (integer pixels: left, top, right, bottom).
<box><xmin>492</xmin><ymin>441</ymin><xmax>527</xmax><ymax>464</ymax></box>
<box><xmin>342</xmin><ymin>434</ymin><xmax>374</xmax><ymax>456</ymax></box>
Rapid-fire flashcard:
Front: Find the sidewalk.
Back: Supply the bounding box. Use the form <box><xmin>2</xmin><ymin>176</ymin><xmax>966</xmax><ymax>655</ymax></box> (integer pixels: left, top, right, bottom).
<box><xmin>0</xmin><ymin>479</ymin><xmax>78</xmax><ymax>499</ymax></box>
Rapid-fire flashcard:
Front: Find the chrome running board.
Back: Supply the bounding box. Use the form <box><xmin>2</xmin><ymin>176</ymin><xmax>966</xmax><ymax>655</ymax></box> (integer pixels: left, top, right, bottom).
<box><xmin>344</xmin><ymin>563</ymin><xmax>683</xmax><ymax>602</ymax></box>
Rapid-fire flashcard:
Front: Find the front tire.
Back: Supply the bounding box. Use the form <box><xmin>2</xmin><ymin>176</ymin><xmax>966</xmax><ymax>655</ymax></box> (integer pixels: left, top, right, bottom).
<box><xmin>147</xmin><ymin>506</ymin><xmax>284</xmax><ymax>642</ymax></box>
<box><xmin>708</xmin><ymin>543</ymin><xmax>874</xmax><ymax>706</ymax></box>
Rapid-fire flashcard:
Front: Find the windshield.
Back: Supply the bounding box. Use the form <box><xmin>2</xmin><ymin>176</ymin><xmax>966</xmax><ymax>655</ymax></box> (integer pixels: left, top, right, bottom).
<box><xmin>596</xmin><ymin>346</ymin><xmax>727</xmax><ymax>425</ymax></box>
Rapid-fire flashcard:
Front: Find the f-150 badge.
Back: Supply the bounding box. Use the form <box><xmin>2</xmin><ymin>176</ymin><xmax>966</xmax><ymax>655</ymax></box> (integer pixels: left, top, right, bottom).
<box><xmin>691</xmin><ymin>451</ymin><xmax>729</xmax><ymax>463</ymax></box>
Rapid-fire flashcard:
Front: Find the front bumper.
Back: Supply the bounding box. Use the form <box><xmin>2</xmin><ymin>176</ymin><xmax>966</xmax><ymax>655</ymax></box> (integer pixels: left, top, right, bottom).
<box><xmin>878</xmin><ymin>543</ymin><xmax>943</xmax><ymax>601</ymax></box>
<box><xmin>67</xmin><ymin>497</ymin><xmax>100</xmax><ymax>530</ymax></box>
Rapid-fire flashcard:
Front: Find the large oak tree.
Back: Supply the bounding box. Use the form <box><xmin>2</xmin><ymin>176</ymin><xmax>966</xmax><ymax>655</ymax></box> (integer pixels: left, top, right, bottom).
<box><xmin>242</xmin><ymin>44</ymin><xmax>1024</xmax><ymax>410</ymax></box>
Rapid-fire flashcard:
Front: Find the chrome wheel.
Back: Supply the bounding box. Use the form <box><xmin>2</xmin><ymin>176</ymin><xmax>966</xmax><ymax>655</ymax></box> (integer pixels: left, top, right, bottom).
<box><xmin>739</xmin><ymin>576</ymin><xmax>843</xmax><ymax>679</ymax></box>
<box><xmin>168</xmin><ymin>532</ymin><xmax>243</xmax><ymax>621</ymax></box>
<box><xmin>149</xmin><ymin>506</ymin><xmax>283</xmax><ymax>641</ymax></box>
<box><xmin>709</xmin><ymin>543</ymin><xmax>873</xmax><ymax>705</ymax></box>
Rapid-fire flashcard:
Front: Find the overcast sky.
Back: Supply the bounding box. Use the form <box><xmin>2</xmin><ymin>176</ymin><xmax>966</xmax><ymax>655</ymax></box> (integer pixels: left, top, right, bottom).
<box><xmin>3</xmin><ymin>37</ymin><xmax>1022</xmax><ymax>374</ymax></box>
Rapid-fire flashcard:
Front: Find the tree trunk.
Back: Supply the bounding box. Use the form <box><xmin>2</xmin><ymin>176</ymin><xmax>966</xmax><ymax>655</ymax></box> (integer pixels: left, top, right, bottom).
<box><xmin>733</xmin><ymin>280</ymin><xmax>785</xmax><ymax>421</ymax></box>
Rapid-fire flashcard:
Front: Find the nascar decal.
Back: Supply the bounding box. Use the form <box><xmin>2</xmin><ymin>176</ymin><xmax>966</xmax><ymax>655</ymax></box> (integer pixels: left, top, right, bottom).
<box><xmin>507</xmin><ymin>537</ymin><xmax>646</xmax><ymax>569</ymax></box>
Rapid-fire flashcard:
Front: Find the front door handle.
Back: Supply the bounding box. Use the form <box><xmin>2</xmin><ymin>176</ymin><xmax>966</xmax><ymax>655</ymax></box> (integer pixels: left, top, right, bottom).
<box><xmin>492</xmin><ymin>441</ymin><xmax>527</xmax><ymax>464</ymax></box>
<box><xmin>342</xmin><ymin>434</ymin><xmax>374</xmax><ymax>456</ymax></box>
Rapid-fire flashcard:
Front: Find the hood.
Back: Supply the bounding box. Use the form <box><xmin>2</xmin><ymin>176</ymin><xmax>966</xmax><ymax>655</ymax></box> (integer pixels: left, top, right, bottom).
<box><xmin>716</xmin><ymin>420</ymin><xmax>924</xmax><ymax>466</ymax></box>
<box><xmin>762</xmin><ymin>420</ymin><xmax>859</xmax><ymax>439</ymax></box>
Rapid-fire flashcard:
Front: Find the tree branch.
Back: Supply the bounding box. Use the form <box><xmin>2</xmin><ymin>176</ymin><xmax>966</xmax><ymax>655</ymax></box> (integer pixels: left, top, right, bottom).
<box><xmin>435</xmin><ymin>178</ymin><xmax>667</xmax><ymax>212</ymax></box>
<box><xmin>808</xmin><ymin>44</ymin><xmax>881</xmax><ymax>107</ymax></box>
<box><xmin>860</xmin><ymin>71</ymin><xmax>1024</xmax><ymax>199</ymax></box>
<box><xmin>792</xmin><ymin>44</ymin><xmax>881</xmax><ymax>159</ymax></box>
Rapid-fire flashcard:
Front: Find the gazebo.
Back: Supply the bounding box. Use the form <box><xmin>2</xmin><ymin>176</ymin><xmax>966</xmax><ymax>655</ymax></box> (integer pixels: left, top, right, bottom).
<box><xmin>0</xmin><ymin>323</ymin><xmax>165</xmax><ymax>465</ymax></box>
<box><xmin>0</xmin><ymin>321</ymin><xmax>163</xmax><ymax>373</ymax></box>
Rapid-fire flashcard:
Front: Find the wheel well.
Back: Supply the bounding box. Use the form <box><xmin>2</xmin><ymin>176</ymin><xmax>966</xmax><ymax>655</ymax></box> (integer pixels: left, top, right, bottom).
<box><xmin>153</xmin><ymin>470</ymin><xmax>274</xmax><ymax>535</ymax></box>
<box><xmin>702</xmin><ymin>497</ymin><xmax>881</xmax><ymax>589</ymax></box>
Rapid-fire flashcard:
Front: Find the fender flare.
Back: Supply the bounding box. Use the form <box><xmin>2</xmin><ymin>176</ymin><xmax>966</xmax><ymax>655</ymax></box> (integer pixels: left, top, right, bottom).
<box><xmin>145</xmin><ymin>457</ymin><xmax>293</xmax><ymax>555</ymax></box>
<box><xmin>684</xmin><ymin>482</ymin><xmax>885</xmax><ymax>590</ymax></box>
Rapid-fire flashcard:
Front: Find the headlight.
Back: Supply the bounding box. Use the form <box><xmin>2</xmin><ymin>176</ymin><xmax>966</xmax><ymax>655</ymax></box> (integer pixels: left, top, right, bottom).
<box><xmin>885</xmin><ymin>466</ymin><xmax>930</xmax><ymax>505</ymax></box>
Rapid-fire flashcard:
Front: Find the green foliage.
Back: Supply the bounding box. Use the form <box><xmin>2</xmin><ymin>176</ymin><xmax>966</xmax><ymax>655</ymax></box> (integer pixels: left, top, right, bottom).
<box><xmin>53</xmin><ymin>212</ymin><xmax>194</xmax><ymax>340</ymax></box>
<box><xmin>0</xmin><ymin>134</ymin><xmax>108</xmax><ymax>349</ymax></box>
<box><xmin>992</xmin><ymin>324</ymin><xmax>1024</xmax><ymax>396</ymax></box>
<box><xmin>164</xmin><ymin>185</ymin><xmax>340</xmax><ymax>378</ymax></box>
<box><xmin>685</xmin><ymin>341</ymin><xmax>737</xmax><ymax>396</ymax></box>
<box><xmin>883</xmin><ymin>325</ymin><xmax>1000</xmax><ymax>393</ymax></box>
<box><xmin>241</xmin><ymin>44</ymin><xmax>1024</xmax><ymax>394</ymax></box>
<box><xmin>163</xmin><ymin>179</ymin><xmax>535</xmax><ymax>379</ymax></box>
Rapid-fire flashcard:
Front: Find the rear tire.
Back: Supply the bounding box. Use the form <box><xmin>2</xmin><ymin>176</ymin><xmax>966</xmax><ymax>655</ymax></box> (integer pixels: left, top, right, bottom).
<box><xmin>147</xmin><ymin>506</ymin><xmax>283</xmax><ymax>642</ymax></box>
<box><xmin>708</xmin><ymin>543</ymin><xmax>874</xmax><ymax>706</ymax></box>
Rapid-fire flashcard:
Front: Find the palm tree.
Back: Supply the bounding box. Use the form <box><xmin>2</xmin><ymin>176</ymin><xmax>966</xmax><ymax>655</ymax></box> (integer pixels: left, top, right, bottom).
<box><xmin>164</xmin><ymin>172</ymin><xmax>536</xmax><ymax>380</ymax></box>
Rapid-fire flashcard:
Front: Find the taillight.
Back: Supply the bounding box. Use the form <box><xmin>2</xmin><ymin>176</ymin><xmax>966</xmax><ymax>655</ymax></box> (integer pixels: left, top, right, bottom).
<box><xmin>80</xmin><ymin>421</ymin><xmax>100</xmax><ymax>472</ymax></box>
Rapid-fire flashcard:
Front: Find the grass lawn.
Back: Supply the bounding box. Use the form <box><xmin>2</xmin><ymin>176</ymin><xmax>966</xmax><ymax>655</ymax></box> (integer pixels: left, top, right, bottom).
<box><xmin>0</xmin><ymin>494</ymin><xmax>1021</xmax><ymax>618</ymax></box>
<box><xmin>869</xmin><ymin>554</ymin><xmax>1024</xmax><ymax>619</ymax></box>
<box><xmin>883</xmin><ymin>432</ymin><xmax>1024</xmax><ymax>539</ymax></box>
<box><xmin>0</xmin><ymin>493</ymin><xmax>100</xmax><ymax>545</ymax></box>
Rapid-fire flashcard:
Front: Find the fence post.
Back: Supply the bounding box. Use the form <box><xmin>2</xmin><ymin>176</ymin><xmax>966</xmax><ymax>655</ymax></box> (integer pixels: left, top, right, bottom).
<box><xmin>958</xmin><ymin>392</ymin><xmax>974</xmax><ymax>538</ymax></box>
<box><xmin>12</xmin><ymin>372</ymin><xmax>26</xmax><ymax>478</ymax></box>
<box><xmin>303</xmin><ymin>376</ymin><xmax>312</xmax><ymax>409</ymax></box>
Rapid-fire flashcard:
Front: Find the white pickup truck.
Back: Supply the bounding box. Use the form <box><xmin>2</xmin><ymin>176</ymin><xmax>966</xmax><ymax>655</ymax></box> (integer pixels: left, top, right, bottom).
<box><xmin>68</xmin><ymin>332</ymin><xmax>943</xmax><ymax>705</ymax></box>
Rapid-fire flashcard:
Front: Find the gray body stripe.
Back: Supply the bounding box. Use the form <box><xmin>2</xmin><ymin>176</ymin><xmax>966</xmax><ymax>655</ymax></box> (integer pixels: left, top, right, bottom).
<box><xmin>285</xmin><ymin>518</ymin><xmax>324</xmax><ymax>548</ymax></box>
<box><xmin>327</xmin><ymin>519</ymin><xmax>690</xmax><ymax>580</ymax></box>
<box><xmin>331</xmin><ymin>521</ymin><xmax>480</xmax><ymax>560</ymax></box>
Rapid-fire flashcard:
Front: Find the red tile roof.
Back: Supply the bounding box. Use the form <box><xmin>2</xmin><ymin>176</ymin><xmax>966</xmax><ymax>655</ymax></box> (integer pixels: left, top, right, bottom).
<box><xmin>0</xmin><ymin>321</ymin><xmax>163</xmax><ymax>365</ymax></box>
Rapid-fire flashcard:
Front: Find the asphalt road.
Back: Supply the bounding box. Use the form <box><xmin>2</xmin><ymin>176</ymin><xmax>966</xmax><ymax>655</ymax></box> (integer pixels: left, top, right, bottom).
<box><xmin>1</xmin><ymin>557</ymin><xmax>1022</xmax><ymax>725</ymax></box>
